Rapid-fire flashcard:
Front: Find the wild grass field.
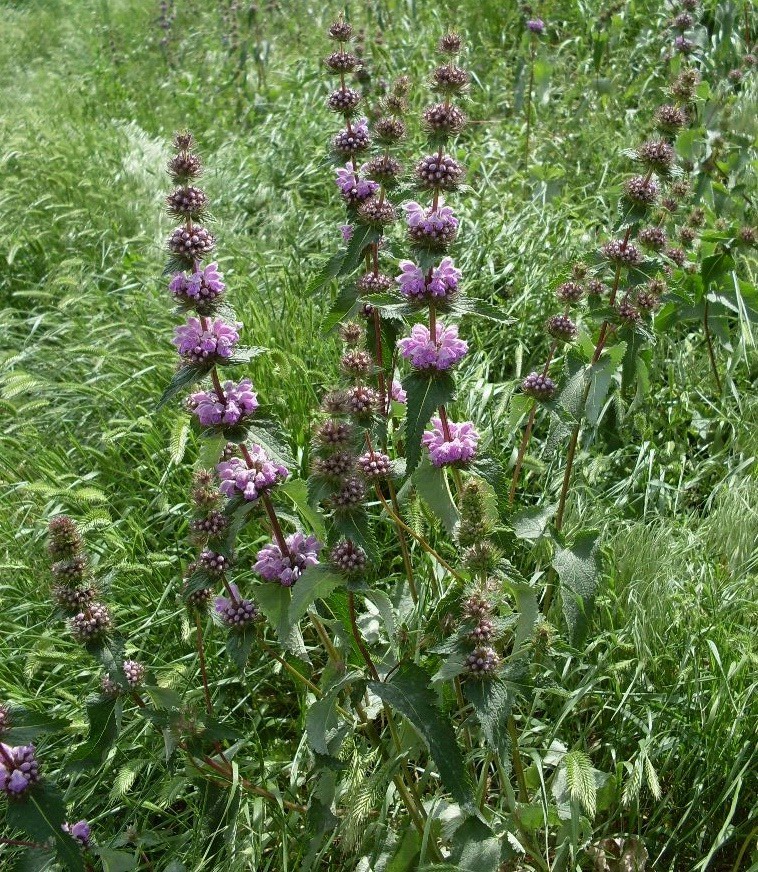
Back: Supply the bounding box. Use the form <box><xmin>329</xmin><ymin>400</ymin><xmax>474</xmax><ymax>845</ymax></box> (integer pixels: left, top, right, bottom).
<box><xmin>0</xmin><ymin>0</ymin><xmax>756</xmax><ymax>870</ymax></box>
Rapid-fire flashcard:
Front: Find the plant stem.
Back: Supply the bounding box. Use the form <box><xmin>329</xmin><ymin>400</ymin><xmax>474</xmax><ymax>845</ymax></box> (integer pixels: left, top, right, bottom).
<box><xmin>260</xmin><ymin>492</ymin><xmax>290</xmax><ymax>556</ymax></box>
<box><xmin>348</xmin><ymin>591</ymin><xmax>380</xmax><ymax>681</ymax></box>
<box><xmin>387</xmin><ymin>479</ymin><xmax>418</xmax><ymax>604</ymax></box>
<box><xmin>703</xmin><ymin>295</ymin><xmax>722</xmax><ymax>393</ymax></box>
<box><xmin>373</xmin><ymin>484</ymin><xmax>465</xmax><ymax>581</ymax></box>
<box><xmin>194</xmin><ymin>612</ymin><xmax>213</xmax><ymax>716</ymax></box>
<box><xmin>508</xmin><ymin>714</ymin><xmax>529</xmax><ymax>802</ymax></box>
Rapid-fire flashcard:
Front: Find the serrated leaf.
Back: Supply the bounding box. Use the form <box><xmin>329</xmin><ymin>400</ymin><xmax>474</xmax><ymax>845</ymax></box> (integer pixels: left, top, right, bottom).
<box><xmin>288</xmin><ymin>564</ymin><xmax>344</xmax><ymax>628</ymax></box>
<box><xmin>6</xmin><ymin>783</ymin><xmax>84</xmax><ymax>872</ymax></box>
<box><xmin>403</xmin><ymin>371</ymin><xmax>456</xmax><ymax>473</ymax></box>
<box><xmin>255</xmin><ymin>583</ymin><xmax>305</xmax><ymax>655</ymax></box>
<box><xmin>225</xmin><ymin>626</ymin><xmax>257</xmax><ymax>671</ymax></box>
<box><xmin>585</xmin><ymin>344</ymin><xmax>625</xmax><ymax>427</ymax></box>
<box><xmin>454</xmin><ymin>296</ymin><xmax>514</xmax><ymax>324</ymax></box>
<box><xmin>157</xmin><ymin>363</ymin><xmax>210</xmax><ymax>409</ymax></box>
<box><xmin>553</xmin><ymin>530</ymin><xmax>601</xmax><ymax>646</ymax></box>
<box><xmin>412</xmin><ymin>457</ymin><xmax>459</xmax><ymax>534</ymax></box>
<box><xmin>93</xmin><ymin>847</ymin><xmax>139</xmax><ymax>872</ymax></box>
<box><xmin>66</xmin><ymin>696</ymin><xmax>120</xmax><ymax>772</ymax></box>
<box><xmin>246</xmin><ymin>418</ymin><xmax>296</xmax><ymax>467</ymax></box>
<box><xmin>331</xmin><ymin>508</ymin><xmax>378</xmax><ymax>563</ymax></box>
<box><xmin>464</xmin><ymin>678</ymin><xmax>512</xmax><ymax>768</ymax></box>
<box><xmin>369</xmin><ymin>662</ymin><xmax>475</xmax><ymax>810</ymax></box>
<box><xmin>3</xmin><ymin>709</ymin><xmax>69</xmax><ymax>745</ymax></box>
<box><xmin>279</xmin><ymin>479</ymin><xmax>326</xmax><ymax>538</ymax></box>
<box><xmin>305</xmin><ymin>672</ymin><xmax>360</xmax><ymax>755</ymax></box>
<box><xmin>449</xmin><ymin>817</ymin><xmax>501</xmax><ymax>872</ymax></box>
<box><xmin>512</xmin><ymin>503</ymin><xmax>556</xmax><ymax>541</ymax></box>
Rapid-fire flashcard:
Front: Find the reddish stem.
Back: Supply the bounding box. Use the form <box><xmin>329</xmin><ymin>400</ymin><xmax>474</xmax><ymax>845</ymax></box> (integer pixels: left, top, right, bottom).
<box><xmin>195</xmin><ymin>612</ymin><xmax>214</xmax><ymax>715</ymax></box>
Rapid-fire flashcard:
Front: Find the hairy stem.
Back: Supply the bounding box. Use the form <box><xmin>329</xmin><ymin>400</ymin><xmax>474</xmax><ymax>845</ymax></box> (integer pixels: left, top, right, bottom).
<box><xmin>348</xmin><ymin>591</ymin><xmax>380</xmax><ymax>681</ymax></box>
<box><xmin>703</xmin><ymin>295</ymin><xmax>722</xmax><ymax>393</ymax></box>
<box><xmin>194</xmin><ymin>612</ymin><xmax>213</xmax><ymax>716</ymax></box>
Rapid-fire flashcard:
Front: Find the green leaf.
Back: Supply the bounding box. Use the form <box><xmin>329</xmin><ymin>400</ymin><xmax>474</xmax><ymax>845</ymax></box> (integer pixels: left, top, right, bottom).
<box><xmin>512</xmin><ymin>503</ymin><xmax>556</xmax><ymax>541</ymax></box>
<box><xmin>144</xmin><ymin>685</ymin><xmax>183</xmax><ymax>710</ymax></box>
<box><xmin>255</xmin><ymin>583</ymin><xmax>306</xmax><ymax>655</ymax></box>
<box><xmin>245</xmin><ymin>418</ymin><xmax>296</xmax><ymax>467</ymax></box>
<box><xmin>504</xmin><ymin>580</ymin><xmax>539</xmax><ymax>652</ymax></box>
<box><xmin>289</xmin><ymin>564</ymin><xmax>345</xmax><ymax>628</ymax></box>
<box><xmin>386</xmin><ymin>826</ymin><xmax>422</xmax><ymax>872</ymax></box>
<box><xmin>585</xmin><ymin>344</ymin><xmax>625</xmax><ymax>427</ymax></box>
<box><xmin>369</xmin><ymin>662</ymin><xmax>475</xmax><ymax>810</ymax></box>
<box><xmin>157</xmin><ymin>363</ymin><xmax>210</xmax><ymax>409</ymax></box>
<box><xmin>342</xmin><ymin>225</ymin><xmax>381</xmax><ymax>276</ymax></box>
<box><xmin>66</xmin><ymin>696</ymin><xmax>120</xmax><ymax>772</ymax></box>
<box><xmin>223</xmin><ymin>345</ymin><xmax>267</xmax><ymax>365</ymax></box>
<box><xmin>412</xmin><ymin>457</ymin><xmax>459</xmax><ymax>534</ymax></box>
<box><xmin>6</xmin><ymin>783</ymin><xmax>84</xmax><ymax>872</ymax></box>
<box><xmin>403</xmin><ymin>371</ymin><xmax>456</xmax><ymax>473</ymax></box>
<box><xmin>553</xmin><ymin>530</ymin><xmax>601</xmax><ymax>646</ymax></box>
<box><xmin>464</xmin><ymin>678</ymin><xmax>512</xmax><ymax>769</ymax></box>
<box><xmin>701</xmin><ymin>251</ymin><xmax>735</xmax><ymax>288</ymax></box>
<box><xmin>225</xmin><ymin>626</ymin><xmax>257</xmax><ymax>672</ymax></box>
<box><xmin>449</xmin><ymin>817</ymin><xmax>501</xmax><ymax>872</ymax></box>
<box><xmin>454</xmin><ymin>296</ymin><xmax>514</xmax><ymax>324</ymax></box>
<box><xmin>3</xmin><ymin>709</ymin><xmax>69</xmax><ymax>745</ymax></box>
<box><xmin>331</xmin><ymin>508</ymin><xmax>378</xmax><ymax>563</ymax></box>
<box><xmin>93</xmin><ymin>847</ymin><xmax>139</xmax><ymax>872</ymax></box>
<box><xmin>306</xmin><ymin>672</ymin><xmax>360</xmax><ymax>755</ymax></box>
<box><xmin>279</xmin><ymin>478</ymin><xmax>326</xmax><ymax>538</ymax></box>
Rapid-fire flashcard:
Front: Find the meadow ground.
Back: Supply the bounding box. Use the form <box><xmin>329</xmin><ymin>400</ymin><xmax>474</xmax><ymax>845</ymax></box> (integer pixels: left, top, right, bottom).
<box><xmin>0</xmin><ymin>0</ymin><xmax>756</xmax><ymax>870</ymax></box>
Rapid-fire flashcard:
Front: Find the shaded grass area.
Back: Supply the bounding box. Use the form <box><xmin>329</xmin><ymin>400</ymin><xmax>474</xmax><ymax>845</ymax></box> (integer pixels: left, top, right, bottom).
<box><xmin>0</xmin><ymin>0</ymin><xmax>755</xmax><ymax>869</ymax></box>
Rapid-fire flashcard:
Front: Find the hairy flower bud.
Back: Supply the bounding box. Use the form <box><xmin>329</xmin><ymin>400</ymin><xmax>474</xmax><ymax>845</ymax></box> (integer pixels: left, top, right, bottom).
<box><xmin>465</xmin><ymin>646</ymin><xmax>499</xmax><ymax>677</ymax></box>
<box><xmin>547</xmin><ymin>313</ymin><xmax>578</xmax><ymax>342</ymax></box>
<box><xmin>70</xmin><ymin>603</ymin><xmax>112</xmax><ymax>643</ymax></box>
<box><xmin>521</xmin><ymin>372</ymin><xmax>556</xmax><ymax>400</ymax></box>
<box><xmin>357</xmin><ymin>451</ymin><xmax>393</xmax><ymax>480</ymax></box>
<box><xmin>330</xmin><ymin>539</ymin><xmax>367</xmax><ymax>576</ymax></box>
<box><xmin>167</xmin><ymin>186</ymin><xmax>209</xmax><ymax>219</ymax></box>
<box><xmin>374</xmin><ymin>117</ymin><xmax>407</xmax><ymax>144</ymax></box>
<box><xmin>431</xmin><ymin>64</ymin><xmax>469</xmax><ymax>93</ymax></box>
<box><xmin>168</xmin><ymin>225</ymin><xmax>216</xmax><ymax>260</ymax></box>
<box><xmin>328</xmin><ymin>87</ymin><xmax>362</xmax><ymax>115</ymax></box>
<box><xmin>555</xmin><ymin>281</ymin><xmax>584</xmax><ymax>304</ymax></box>
<box><xmin>438</xmin><ymin>31</ymin><xmax>462</xmax><ymax>54</ymax></box>
<box><xmin>415</xmin><ymin>154</ymin><xmax>464</xmax><ymax>191</ymax></box>
<box><xmin>47</xmin><ymin>515</ymin><xmax>83</xmax><ymax>560</ymax></box>
<box><xmin>637</xmin><ymin>226</ymin><xmax>667</xmax><ymax>251</ymax></box>
<box><xmin>316</xmin><ymin>419</ymin><xmax>353</xmax><ymax>450</ymax></box>
<box><xmin>324</xmin><ymin>50</ymin><xmax>360</xmax><ymax>73</ymax></box>
<box><xmin>423</xmin><ymin>102</ymin><xmax>466</xmax><ymax>136</ymax></box>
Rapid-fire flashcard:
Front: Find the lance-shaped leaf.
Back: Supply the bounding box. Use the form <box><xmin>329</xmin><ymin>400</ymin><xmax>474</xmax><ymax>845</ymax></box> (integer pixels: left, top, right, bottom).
<box><xmin>289</xmin><ymin>564</ymin><xmax>345</xmax><ymax>628</ymax></box>
<box><xmin>66</xmin><ymin>695</ymin><xmax>120</xmax><ymax>771</ymax></box>
<box><xmin>413</xmin><ymin>457</ymin><xmax>459</xmax><ymax>534</ymax></box>
<box><xmin>157</xmin><ymin>362</ymin><xmax>211</xmax><ymax>409</ymax></box>
<box><xmin>3</xmin><ymin>708</ymin><xmax>70</xmax><ymax>745</ymax></box>
<box><xmin>6</xmin><ymin>783</ymin><xmax>84</xmax><ymax>871</ymax></box>
<box><xmin>403</xmin><ymin>371</ymin><xmax>456</xmax><ymax>474</ymax></box>
<box><xmin>553</xmin><ymin>529</ymin><xmax>601</xmax><ymax>646</ymax></box>
<box><xmin>464</xmin><ymin>678</ymin><xmax>512</xmax><ymax>771</ymax></box>
<box><xmin>369</xmin><ymin>662</ymin><xmax>475</xmax><ymax>810</ymax></box>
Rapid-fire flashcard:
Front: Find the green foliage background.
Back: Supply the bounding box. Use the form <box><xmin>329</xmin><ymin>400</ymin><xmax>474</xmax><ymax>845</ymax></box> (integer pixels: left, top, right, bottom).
<box><xmin>0</xmin><ymin>0</ymin><xmax>755</xmax><ymax>869</ymax></box>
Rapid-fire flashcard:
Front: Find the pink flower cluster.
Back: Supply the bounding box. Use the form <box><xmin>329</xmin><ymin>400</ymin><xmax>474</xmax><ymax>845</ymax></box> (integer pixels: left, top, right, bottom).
<box><xmin>254</xmin><ymin>532</ymin><xmax>322</xmax><ymax>586</ymax></box>
<box><xmin>0</xmin><ymin>743</ymin><xmax>39</xmax><ymax>796</ymax></box>
<box><xmin>216</xmin><ymin>447</ymin><xmax>288</xmax><ymax>501</ymax></box>
<box><xmin>334</xmin><ymin>162</ymin><xmax>380</xmax><ymax>204</ymax></box>
<box><xmin>405</xmin><ymin>202</ymin><xmax>459</xmax><ymax>247</ymax></box>
<box><xmin>189</xmin><ymin>378</ymin><xmax>258</xmax><ymax>427</ymax></box>
<box><xmin>398</xmin><ymin>323</ymin><xmax>468</xmax><ymax>370</ymax></box>
<box><xmin>396</xmin><ymin>257</ymin><xmax>461</xmax><ymax>301</ymax></box>
<box><xmin>422</xmin><ymin>418</ymin><xmax>479</xmax><ymax>467</ymax></box>
<box><xmin>173</xmin><ymin>317</ymin><xmax>240</xmax><ymax>363</ymax></box>
<box><xmin>169</xmin><ymin>262</ymin><xmax>226</xmax><ymax>304</ymax></box>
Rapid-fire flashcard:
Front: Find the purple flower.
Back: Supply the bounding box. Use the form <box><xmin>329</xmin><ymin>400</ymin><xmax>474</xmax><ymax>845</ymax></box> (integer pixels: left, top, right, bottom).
<box><xmin>526</xmin><ymin>18</ymin><xmax>545</xmax><ymax>34</ymax></box>
<box><xmin>334</xmin><ymin>162</ymin><xmax>380</xmax><ymax>204</ymax></box>
<box><xmin>169</xmin><ymin>262</ymin><xmax>226</xmax><ymax>304</ymax></box>
<box><xmin>391</xmin><ymin>380</ymin><xmax>407</xmax><ymax>403</ymax></box>
<box><xmin>216</xmin><ymin>448</ymin><xmax>288</xmax><ymax>501</ymax></box>
<box><xmin>254</xmin><ymin>532</ymin><xmax>322</xmax><ymax>586</ymax></box>
<box><xmin>63</xmin><ymin>820</ymin><xmax>92</xmax><ymax>848</ymax></box>
<box><xmin>398</xmin><ymin>323</ymin><xmax>468</xmax><ymax>371</ymax></box>
<box><xmin>422</xmin><ymin>417</ymin><xmax>479</xmax><ymax>467</ymax></box>
<box><xmin>188</xmin><ymin>378</ymin><xmax>258</xmax><ymax>427</ymax></box>
<box><xmin>214</xmin><ymin>583</ymin><xmax>259</xmax><ymax>628</ymax></box>
<box><xmin>396</xmin><ymin>257</ymin><xmax>461</xmax><ymax>301</ymax></box>
<box><xmin>172</xmin><ymin>317</ymin><xmax>240</xmax><ymax>363</ymax></box>
<box><xmin>341</xmin><ymin>225</ymin><xmax>354</xmax><ymax>243</ymax></box>
<box><xmin>405</xmin><ymin>202</ymin><xmax>459</xmax><ymax>248</ymax></box>
<box><xmin>0</xmin><ymin>743</ymin><xmax>40</xmax><ymax>796</ymax></box>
